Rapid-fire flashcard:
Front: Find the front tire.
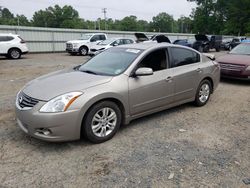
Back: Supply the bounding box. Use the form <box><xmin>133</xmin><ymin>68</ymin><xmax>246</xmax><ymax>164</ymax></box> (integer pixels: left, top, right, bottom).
<box><xmin>8</xmin><ymin>48</ymin><xmax>21</xmax><ymax>59</ymax></box>
<box><xmin>82</xmin><ymin>101</ymin><xmax>122</xmax><ymax>143</ymax></box>
<box><xmin>194</xmin><ymin>80</ymin><xmax>212</xmax><ymax>107</ymax></box>
<box><xmin>79</xmin><ymin>46</ymin><xmax>88</xmax><ymax>56</ymax></box>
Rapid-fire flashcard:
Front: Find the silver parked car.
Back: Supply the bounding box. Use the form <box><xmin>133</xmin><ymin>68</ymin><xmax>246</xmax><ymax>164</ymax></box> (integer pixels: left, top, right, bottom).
<box><xmin>89</xmin><ymin>38</ymin><xmax>135</xmax><ymax>56</ymax></box>
<box><xmin>16</xmin><ymin>43</ymin><xmax>220</xmax><ymax>143</ymax></box>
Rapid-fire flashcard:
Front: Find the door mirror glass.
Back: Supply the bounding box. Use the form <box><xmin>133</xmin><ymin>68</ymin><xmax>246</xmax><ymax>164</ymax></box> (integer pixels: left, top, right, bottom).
<box><xmin>135</xmin><ymin>68</ymin><xmax>153</xmax><ymax>76</ymax></box>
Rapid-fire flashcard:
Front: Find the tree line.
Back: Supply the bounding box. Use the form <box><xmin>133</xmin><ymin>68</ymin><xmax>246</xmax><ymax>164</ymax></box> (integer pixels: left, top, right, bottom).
<box><xmin>0</xmin><ymin>0</ymin><xmax>250</xmax><ymax>35</ymax></box>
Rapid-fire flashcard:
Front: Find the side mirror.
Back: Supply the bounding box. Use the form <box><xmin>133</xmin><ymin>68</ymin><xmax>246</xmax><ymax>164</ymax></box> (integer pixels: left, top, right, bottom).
<box><xmin>135</xmin><ymin>68</ymin><xmax>153</xmax><ymax>76</ymax></box>
<box><xmin>113</xmin><ymin>43</ymin><xmax>118</xmax><ymax>46</ymax></box>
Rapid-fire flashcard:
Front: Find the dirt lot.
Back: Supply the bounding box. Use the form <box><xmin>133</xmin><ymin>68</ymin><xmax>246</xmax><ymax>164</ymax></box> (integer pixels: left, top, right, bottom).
<box><xmin>0</xmin><ymin>52</ymin><xmax>249</xmax><ymax>188</ymax></box>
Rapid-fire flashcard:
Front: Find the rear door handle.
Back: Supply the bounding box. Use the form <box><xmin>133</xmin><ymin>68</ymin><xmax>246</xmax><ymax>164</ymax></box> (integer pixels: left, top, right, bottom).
<box><xmin>165</xmin><ymin>76</ymin><xmax>173</xmax><ymax>82</ymax></box>
<box><xmin>196</xmin><ymin>68</ymin><xmax>203</xmax><ymax>73</ymax></box>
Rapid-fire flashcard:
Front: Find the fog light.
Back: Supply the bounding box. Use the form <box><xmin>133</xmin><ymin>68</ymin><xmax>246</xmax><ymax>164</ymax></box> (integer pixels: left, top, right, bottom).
<box><xmin>36</xmin><ymin>128</ymin><xmax>52</xmax><ymax>136</ymax></box>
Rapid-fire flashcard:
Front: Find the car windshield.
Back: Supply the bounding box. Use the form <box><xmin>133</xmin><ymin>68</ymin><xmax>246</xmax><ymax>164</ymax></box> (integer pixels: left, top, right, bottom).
<box><xmin>230</xmin><ymin>44</ymin><xmax>250</xmax><ymax>55</ymax></box>
<box><xmin>78</xmin><ymin>34</ymin><xmax>92</xmax><ymax>40</ymax></box>
<box><xmin>79</xmin><ymin>48</ymin><xmax>142</xmax><ymax>76</ymax></box>
<box><xmin>98</xmin><ymin>38</ymin><xmax>116</xmax><ymax>45</ymax></box>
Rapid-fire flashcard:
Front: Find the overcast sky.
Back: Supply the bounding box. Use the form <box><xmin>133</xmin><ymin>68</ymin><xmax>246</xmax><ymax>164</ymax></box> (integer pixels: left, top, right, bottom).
<box><xmin>1</xmin><ymin>0</ymin><xmax>196</xmax><ymax>21</ymax></box>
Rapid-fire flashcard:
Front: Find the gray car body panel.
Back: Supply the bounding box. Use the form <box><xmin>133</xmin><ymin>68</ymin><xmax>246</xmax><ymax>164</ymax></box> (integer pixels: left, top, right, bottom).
<box><xmin>16</xmin><ymin>43</ymin><xmax>220</xmax><ymax>142</ymax></box>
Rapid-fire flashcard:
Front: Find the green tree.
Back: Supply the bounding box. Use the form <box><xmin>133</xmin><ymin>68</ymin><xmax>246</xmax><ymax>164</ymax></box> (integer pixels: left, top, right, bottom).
<box><xmin>188</xmin><ymin>0</ymin><xmax>250</xmax><ymax>35</ymax></box>
<box><xmin>151</xmin><ymin>13</ymin><xmax>174</xmax><ymax>32</ymax></box>
<box><xmin>119</xmin><ymin>16</ymin><xmax>138</xmax><ymax>31</ymax></box>
<box><xmin>177</xmin><ymin>16</ymin><xmax>193</xmax><ymax>33</ymax></box>
<box><xmin>32</xmin><ymin>5</ymin><xmax>81</xmax><ymax>28</ymax></box>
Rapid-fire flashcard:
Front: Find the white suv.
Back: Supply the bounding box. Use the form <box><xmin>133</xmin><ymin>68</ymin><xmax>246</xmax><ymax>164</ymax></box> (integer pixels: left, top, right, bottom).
<box><xmin>0</xmin><ymin>33</ymin><xmax>29</xmax><ymax>59</ymax></box>
<box><xmin>66</xmin><ymin>33</ymin><xmax>107</xmax><ymax>56</ymax></box>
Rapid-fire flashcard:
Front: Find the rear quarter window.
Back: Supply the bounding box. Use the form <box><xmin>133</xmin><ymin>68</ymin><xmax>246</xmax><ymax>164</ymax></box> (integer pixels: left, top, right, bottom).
<box><xmin>0</xmin><ymin>36</ymin><xmax>14</xmax><ymax>42</ymax></box>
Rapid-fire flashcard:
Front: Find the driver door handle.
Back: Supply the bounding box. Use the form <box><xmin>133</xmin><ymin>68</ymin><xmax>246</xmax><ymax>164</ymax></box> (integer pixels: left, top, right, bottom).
<box><xmin>165</xmin><ymin>76</ymin><xmax>173</xmax><ymax>82</ymax></box>
<box><xmin>196</xmin><ymin>68</ymin><xmax>203</xmax><ymax>73</ymax></box>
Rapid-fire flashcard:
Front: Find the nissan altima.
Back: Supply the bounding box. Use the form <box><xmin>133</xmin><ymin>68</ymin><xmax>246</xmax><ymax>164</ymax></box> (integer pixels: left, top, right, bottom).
<box><xmin>16</xmin><ymin>43</ymin><xmax>220</xmax><ymax>143</ymax></box>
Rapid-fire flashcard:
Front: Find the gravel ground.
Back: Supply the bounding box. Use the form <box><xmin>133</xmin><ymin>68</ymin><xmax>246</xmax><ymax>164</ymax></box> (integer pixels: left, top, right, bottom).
<box><xmin>0</xmin><ymin>52</ymin><xmax>249</xmax><ymax>188</ymax></box>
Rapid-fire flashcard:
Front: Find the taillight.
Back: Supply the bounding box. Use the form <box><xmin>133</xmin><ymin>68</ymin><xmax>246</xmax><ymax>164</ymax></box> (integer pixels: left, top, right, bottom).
<box><xmin>18</xmin><ymin>36</ymin><xmax>26</xmax><ymax>43</ymax></box>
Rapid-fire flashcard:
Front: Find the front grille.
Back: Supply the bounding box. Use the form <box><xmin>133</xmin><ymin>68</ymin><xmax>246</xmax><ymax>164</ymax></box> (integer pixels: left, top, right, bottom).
<box><xmin>219</xmin><ymin>63</ymin><xmax>246</xmax><ymax>72</ymax></box>
<box><xmin>18</xmin><ymin>92</ymin><xmax>39</xmax><ymax>109</ymax></box>
<box><xmin>66</xmin><ymin>43</ymin><xmax>73</xmax><ymax>49</ymax></box>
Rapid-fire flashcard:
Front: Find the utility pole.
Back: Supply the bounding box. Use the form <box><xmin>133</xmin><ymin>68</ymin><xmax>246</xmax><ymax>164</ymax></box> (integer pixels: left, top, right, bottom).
<box><xmin>0</xmin><ymin>6</ymin><xmax>2</xmax><ymax>17</ymax></box>
<box><xmin>102</xmin><ymin>8</ymin><xmax>107</xmax><ymax>30</ymax></box>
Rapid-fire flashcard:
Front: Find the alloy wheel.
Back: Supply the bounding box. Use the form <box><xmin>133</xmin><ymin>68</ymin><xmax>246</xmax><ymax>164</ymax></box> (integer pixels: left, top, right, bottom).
<box><xmin>91</xmin><ymin>107</ymin><xmax>117</xmax><ymax>137</ymax></box>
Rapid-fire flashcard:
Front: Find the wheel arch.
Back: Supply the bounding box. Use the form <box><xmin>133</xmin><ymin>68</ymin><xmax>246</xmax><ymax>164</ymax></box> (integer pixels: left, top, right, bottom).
<box><xmin>8</xmin><ymin>47</ymin><xmax>22</xmax><ymax>54</ymax></box>
<box><xmin>80</xmin><ymin>97</ymin><xmax>127</xmax><ymax>138</ymax></box>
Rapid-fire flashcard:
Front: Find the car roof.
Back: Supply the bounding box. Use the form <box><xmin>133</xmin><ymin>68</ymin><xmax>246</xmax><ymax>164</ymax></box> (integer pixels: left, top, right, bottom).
<box><xmin>117</xmin><ymin>42</ymin><xmax>173</xmax><ymax>50</ymax></box>
<box><xmin>83</xmin><ymin>33</ymin><xmax>106</xmax><ymax>35</ymax></box>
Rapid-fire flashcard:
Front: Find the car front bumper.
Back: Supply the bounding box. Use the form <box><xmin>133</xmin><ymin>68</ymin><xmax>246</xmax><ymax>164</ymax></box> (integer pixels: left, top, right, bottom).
<box><xmin>220</xmin><ymin>69</ymin><xmax>250</xmax><ymax>80</ymax></box>
<box><xmin>15</xmin><ymin>100</ymin><xmax>82</xmax><ymax>142</ymax></box>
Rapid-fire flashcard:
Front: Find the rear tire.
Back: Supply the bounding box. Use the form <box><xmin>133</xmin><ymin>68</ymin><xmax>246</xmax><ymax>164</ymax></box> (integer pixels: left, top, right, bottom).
<box><xmin>8</xmin><ymin>48</ymin><xmax>21</xmax><ymax>59</ymax></box>
<box><xmin>194</xmin><ymin>80</ymin><xmax>212</xmax><ymax>107</ymax></box>
<box><xmin>203</xmin><ymin>45</ymin><xmax>209</xmax><ymax>53</ymax></box>
<box><xmin>82</xmin><ymin>101</ymin><xmax>122</xmax><ymax>143</ymax></box>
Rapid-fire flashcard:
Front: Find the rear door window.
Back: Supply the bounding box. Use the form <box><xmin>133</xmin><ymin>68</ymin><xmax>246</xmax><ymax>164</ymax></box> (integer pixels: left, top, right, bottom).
<box><xmin>170</xmin><ymin>47</ymin><xmax>200</xmax><ymax>68</ymax></box>
<box><xmin>0</xmin><ymin>36</ymin><xmax>14</xmax><ymax>42</ymax></box>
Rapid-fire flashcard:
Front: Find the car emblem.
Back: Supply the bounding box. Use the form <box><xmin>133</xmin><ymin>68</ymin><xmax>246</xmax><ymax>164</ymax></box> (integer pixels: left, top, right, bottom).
<box><xmin>19</xmin><ymin>96</ymin><xmax>23</xmax><ymax>104</ymax></box>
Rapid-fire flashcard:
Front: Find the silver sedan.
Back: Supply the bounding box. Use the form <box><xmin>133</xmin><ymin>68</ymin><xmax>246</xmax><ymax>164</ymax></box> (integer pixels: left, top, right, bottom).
<box><xmin>16</xmin><ymin>43</ymin><xmax>220</xmax><ymax>143</ymax></box>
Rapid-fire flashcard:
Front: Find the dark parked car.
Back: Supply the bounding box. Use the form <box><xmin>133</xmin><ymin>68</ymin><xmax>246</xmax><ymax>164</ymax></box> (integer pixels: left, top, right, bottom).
<box><xmin>134</xmin><ymin>33</ymin><xmax>171</xmax><ymax>43</ymax></box>
<box><xmin>221</xmin><ymin>38</ymin><xmax>233</xmax><ymax>50</ymax></box>
<box><xmin>217</xmin><ymin>43</ymin><xmax>250</xmax><ymax>80</ymax></box>
<box><xmin>229</xmin><ymin>38</ymin><xmax>241</xmax><ymax>50</ymax></box>
<box><xmin>174</xmin><ymin>34</ymin><xmax>222</xmax><ymax>52</ymax></box>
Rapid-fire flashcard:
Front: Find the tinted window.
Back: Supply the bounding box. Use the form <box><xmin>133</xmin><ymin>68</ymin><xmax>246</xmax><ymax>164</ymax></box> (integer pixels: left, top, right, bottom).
<box><xmin>114</xmin><ymin>39</ymin><xmax>123</xmax><ymax>45</ymax></box>
<box><xmin>170</xmin><ymin>47</ymin><xmax>200</xmax><ymax>67</ymax></box>
<box><xmin>91</xmin><ymin>35</ymin><xmax>105</xmax><ymax>42</ymax></box>
<box><xmin>137</xmin><ymin>49</ymin><xmax>167</xmax><ymax>72</ymax></box>
<box><xmin>0</xmin><ymin>36</ymin><xmax>14</xmax><ymax>42</ymax></box>
<box><xmin>99</xmin><ymin>35</ymin><xmax>106</xmax><ymax>40</ymax></box>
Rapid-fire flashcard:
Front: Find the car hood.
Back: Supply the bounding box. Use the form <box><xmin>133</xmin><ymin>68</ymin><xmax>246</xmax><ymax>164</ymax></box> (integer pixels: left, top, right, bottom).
<box><xmin>67</xmin><ymin>40</ymin><xmax>88</xmax><ymax>44</ymax></box>
<box><xmin>134</xmin><ymin>33</ymin><xmax>149</xmax><ymax>42</ymax></box>
<box><xmin>22</xmin><ymin>69</ymin><xmax>112</xmax><ymax>101</ymax></box>
<box><xmin>195</xmin><ymin>34</ymin><xmax>209</xmax><ymax>41</ymax></box>
<box><xmin>217</xmin><ymin>54</ymin><xmax>250</xmax><ymax>66</ymax></box>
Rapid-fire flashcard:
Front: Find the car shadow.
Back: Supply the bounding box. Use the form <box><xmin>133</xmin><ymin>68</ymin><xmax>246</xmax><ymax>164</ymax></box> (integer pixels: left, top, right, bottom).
<box><xmin>119</xmin><ymin>103</ymin><xmax>192</xmax><ymax>131</ymax></box>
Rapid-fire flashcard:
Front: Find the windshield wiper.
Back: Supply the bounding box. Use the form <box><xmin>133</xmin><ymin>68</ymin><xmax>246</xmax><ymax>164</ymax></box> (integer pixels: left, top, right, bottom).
<box><xmin>80</xmin><ymin>69</ymin><xmax>98</xmax><ymax>75</ymax></box>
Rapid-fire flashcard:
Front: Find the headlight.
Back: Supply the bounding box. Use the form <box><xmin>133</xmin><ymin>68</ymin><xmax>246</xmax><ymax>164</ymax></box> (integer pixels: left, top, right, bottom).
<box><xmin>246</xmin><ymin>66</ymin><xmax>250</xmax><ymax>71</ymax></box>
<box><xmin>40</xmin><ymin>92</ymin><xmax>83</xmax><ymax>113</ymax></box>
